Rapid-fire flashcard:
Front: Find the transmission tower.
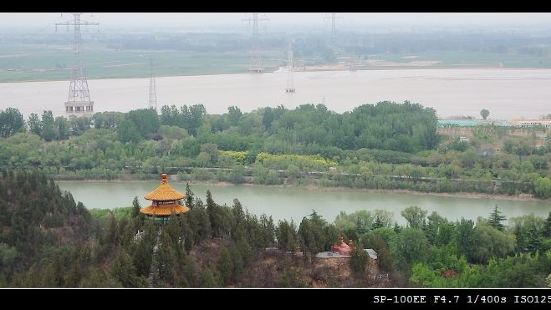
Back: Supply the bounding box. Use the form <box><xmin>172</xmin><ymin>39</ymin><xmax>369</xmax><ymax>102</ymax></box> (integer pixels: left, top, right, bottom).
<box><xmin>148</xmin><ymin>58</ymin><xmax>157</xmax><ymax>111</ymax></box>
<box><xmin>324</xmin><ymin>13</ymin><xmax>342</xmax><ymax>41</ymax></box>
<box><xmin>243</xmin><ymin>13</ymin><xmax>269</xmax><ymax>73</ymax></box>
<box><xmin>55</xmin><ymin>13</ymin><xmax>99</xmax><ymax>115</ymax></box>
<box><xmin>285</xmin><ymin>41</ymin><xmax>295</xmax><ymax>93</ymax></box>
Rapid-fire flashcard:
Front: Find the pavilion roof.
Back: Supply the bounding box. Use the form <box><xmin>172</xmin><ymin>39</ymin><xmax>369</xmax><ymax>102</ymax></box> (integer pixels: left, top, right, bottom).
<box><xmin>140</xmin><ymin>203</ymin><xmax>190</xmax><ymax>216</ymax></box>
<box><xmin>144</xmin><ymin>174</ymin><xmax>185</xmax><ymax>201</ymax></box>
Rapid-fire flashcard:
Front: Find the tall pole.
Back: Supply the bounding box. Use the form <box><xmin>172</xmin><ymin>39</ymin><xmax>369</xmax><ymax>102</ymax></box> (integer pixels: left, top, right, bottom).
<box><xmin>331</xmin><ymin>13</ymin><xmax>336</xmax><ymax>39</ymax></box>
<box><xmin>285</xmin><ymin>41</ymin><xmax>295</xmax><ymax>93</ymax></box>
<box><xmin>149</xmin><ymin>58</ymin><xmax>157</xmax><ymax>111</ymax></box>
<box><xmin>55</xmin><ymin>13</ymin><xmax>99</xmax><ymax>115</ymax></box>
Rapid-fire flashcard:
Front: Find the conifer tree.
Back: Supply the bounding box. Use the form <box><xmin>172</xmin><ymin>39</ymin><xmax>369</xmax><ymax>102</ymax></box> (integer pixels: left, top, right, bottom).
<box><xmin>185</xmin><ymin>182</ymin><xmax>194</xmax><ymax>209</ymax></box>
<box><xmin>132</xmin><ymin>196</ymin><xmax>141</xmax><ymax>218</ymax></box>
<box><xmin>217</xmin><ymin>247</ymin><xmax>234</xmax><ymax>286</ymax></box>
<box><xmin>544</xmin><ymin>212</ymin><xmax>551</xmax><ymax>238</ymax></box>
<box><xmin>488</xmin><ymin>205</ymin><xmax>507</xmax><ymax>231</ymax></box>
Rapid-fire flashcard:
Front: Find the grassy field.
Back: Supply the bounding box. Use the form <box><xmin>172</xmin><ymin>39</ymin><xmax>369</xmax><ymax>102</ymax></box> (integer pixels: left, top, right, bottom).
<box><xmin>2</xmin><ymin>43</ymin><xmax>551</xmax><ymax>83</ymax></box>
<box><xmin>0</xmin><ymin>44</ymin><xmax>286</xmax><ymax>82</ymax></box>
<box><xmin>89</xmin><ymin>206</ymin><xmax>133</xmax><ymax>220</ymax></box>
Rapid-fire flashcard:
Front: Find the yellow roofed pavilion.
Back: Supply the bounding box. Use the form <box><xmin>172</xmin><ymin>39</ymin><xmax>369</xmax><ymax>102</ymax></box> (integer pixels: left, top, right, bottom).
<box><xmin>140</xmin><ymin>174</ymin><xmax>190</xmax><ymax>219</ymax></box>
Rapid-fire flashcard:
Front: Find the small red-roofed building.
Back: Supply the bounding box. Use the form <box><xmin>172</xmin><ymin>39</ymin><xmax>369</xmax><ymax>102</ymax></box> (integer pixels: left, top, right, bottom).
<box><xmin>330</xmin><ymin>235</ymin><xmax>353</xmax><ymax>256</ymax></box>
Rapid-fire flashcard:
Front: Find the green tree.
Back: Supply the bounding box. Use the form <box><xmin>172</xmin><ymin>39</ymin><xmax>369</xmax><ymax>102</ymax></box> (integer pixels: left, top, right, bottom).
<box><xmin>534</xmin><ymin>177</ymin><xmax>551</xmax><ymax>199</ymax></box>
<box><xmin>227</xmin><ymin>106</ymin><xmax>242</xmax><ymax>126</ymax></box>
<box><xmin>544</xmin><ymin>212</ymin><xmax>551</xmax><ymax>238</ymax></box>
<box><xmin>392</xmin><ymin>228</ymin><xmax>429</xmax><ymax>270</ymax></box>
<box><xmin>111</xmin><ymin>251</ymin><xmax>145</xmax><ymax>288</ymax></box>
<box><xmin>401</xmin><ymin>206</ymin><xmax>428</xmax><ymax>229</ymax></box>
<box><xmin>200</xmin><ymin>267</ymin><xmax>220</xmax><ymax>287</ymax></box>
<box><xmin>41</xmin><ymin>111</ymin><xmax>56</xmax><ymax>141</ymax></box>
<box><xmin>127</xmin><ymin>108</ymin><xmax>160</xmax><ymax>139</ymax></box>
<box><xmin>470</xmin><ymin>223</ymin><xmax>516</xmax><ymax>264</ymax></box>
<box><xmin>200</xmin><ymin>143</ymin><xmax>219</xmax><ymax>165</ymax></box>
<box><xmin>350</xmin><ymin>246</ymin><xmax>369</xmax><ymax>275</ymax></box>
<box><xmin>488</xmin><ymin>205</ymin><xmax>506</xmax><ymax>231</ymax></box>
<box><xmin>185</xmin><ymin>182</ymin><xmax>194</xmax><ymax>210</ymax></box>
<box><xmin>27</xmin><ymin>113</ymin><xmax>41</xmax><ymax>136</ymax></box>
<box><xmin>425</xmin><ymin>211</ymin><xmax>447</xmax><ymax>245</ymax></box>
<box><xmin>132</xmin><ymin>196</ymin><xmax>141</xmax><ymax>218</ymax></box>
<box><xmin>0</xmin><ymin>108</ymin><xmax>25</xmax><ymax>138</ymax></box>
<box><xmin>455</xmin><ymin>219</ymin><xmax>476</xmax><ymax>261</ymax></box>
<box><xmin>54</xmin><ymin>116</ymin><xmax>69</xmax><ymax>140</ymax></box>
<box><xmin>262</xmin><ymin>107</ymin><xmax>275</xmax><ymax>131</ymax></box>
<box><xmin>480</xmin><ymin>109</ymin><xmax>490</xmax><ymax>120</ymax></box>
<box><xmin>366</xmin><ymin>234</ymin><xmax>394</xmax><ymax>272</ymax></box>
<box><xmin>276</xmin><ymin>220</ymin><xmax>298</xmax><ymax>252</ymax></box>
<box><xmin>68</xmin><ymin>115</ymin><xmax>91</xmax><ymax>135</ymax></box>
<box><xmin>117</xmin><ymin>118</ymin><xmax>142</xmax><ymax>143</ymax></box>
<box><xmin>217</xmin><ymin>246</ymin><xmax>234</xmax><ymax>286</ymax></box>
<box><xmin>206</xmin><ymin>190</ymin><xmax>231</xmax><ymax>238</ymax></box>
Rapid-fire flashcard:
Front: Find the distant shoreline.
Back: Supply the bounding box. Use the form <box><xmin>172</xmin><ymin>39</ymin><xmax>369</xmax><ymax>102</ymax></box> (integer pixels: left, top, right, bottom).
<box><xmin>54</xmin><ymin>178</ymin><xmax>548</xmax><ymax>203</ymax></box>
<box><xmin>3</xmin><ymin>65</ymin><xmax>551</xmax><ymax>84</ymax></box>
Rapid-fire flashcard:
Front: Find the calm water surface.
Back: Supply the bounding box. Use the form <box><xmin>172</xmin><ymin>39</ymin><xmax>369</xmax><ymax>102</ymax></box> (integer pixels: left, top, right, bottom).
<box><xmin>2</xmin><ymin>68</ymin><xmax>551</xmax><ymax>119</ymax></box>
<box><xmin>57</xmin><ymin>181</ymin><xmax>551</xmax><ymax>224</ymax></box>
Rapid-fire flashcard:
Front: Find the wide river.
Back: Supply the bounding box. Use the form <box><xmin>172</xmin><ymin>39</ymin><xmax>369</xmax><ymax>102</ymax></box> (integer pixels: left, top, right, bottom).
<box><xmin>57</xmin><ymin>181</ymin><xmax>551</xmax><ymax>224</ymax></box>
<box><xmin>2</xmin><ymin>68</ymin><xmax>551</xmax><ymax>119</ymax></box>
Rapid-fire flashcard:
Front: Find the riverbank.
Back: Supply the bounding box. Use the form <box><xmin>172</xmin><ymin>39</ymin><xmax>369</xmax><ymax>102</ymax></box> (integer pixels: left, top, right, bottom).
<box><xmin>54</xmin><ymin>177</ymin><xmax>548</xmax><ymax>203</ymax></box>
<box><xmin>3</xmin><ymin>65</ymin><xmax>550</xmax><ymax>84</ymax></box>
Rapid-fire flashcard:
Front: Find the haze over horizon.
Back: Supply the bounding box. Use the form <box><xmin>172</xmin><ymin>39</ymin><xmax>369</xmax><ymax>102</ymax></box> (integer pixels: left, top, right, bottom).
<box><xmin>1</xmin><ymin>13</ymin><xmax>551</xmax><ymax>33</ymax></box>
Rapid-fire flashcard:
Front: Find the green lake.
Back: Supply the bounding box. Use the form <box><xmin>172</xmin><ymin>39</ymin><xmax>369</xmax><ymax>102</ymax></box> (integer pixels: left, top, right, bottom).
<box><xmin>57</xmin><ymin>181</ymin><xmax>551</xmax><ymax>224</ymax></box>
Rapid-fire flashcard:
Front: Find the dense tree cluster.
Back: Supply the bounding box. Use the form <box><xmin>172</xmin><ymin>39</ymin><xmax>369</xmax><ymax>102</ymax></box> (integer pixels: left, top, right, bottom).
<box><xmin>1</xmin><ymin>103</ymin><xmax>550</xmax><ymax>198</ymax></box>
<box><xmin>1</xmin><ymin>171</ymin><xmax>551</xmax><ymax>287</ymax></box>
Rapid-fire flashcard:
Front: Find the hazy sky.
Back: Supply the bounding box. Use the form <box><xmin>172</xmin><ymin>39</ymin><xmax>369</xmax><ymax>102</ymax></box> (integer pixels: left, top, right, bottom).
<box><xmin>1</xmin><ymin>13</ymin><xmax>551</xmax><ymax>32</ymax></box>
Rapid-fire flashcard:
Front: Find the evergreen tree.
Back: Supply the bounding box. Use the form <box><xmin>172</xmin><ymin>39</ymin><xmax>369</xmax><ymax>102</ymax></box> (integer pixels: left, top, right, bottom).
<box><xmin>526</xmin><ymin>226</ymin><xmax>542</xmax><ymax>252</ymax></box>
<box><xmin>544</xmin><ymin>212</ymin><xmax>551</xmax><ymax>238</ymax></box>
<box><xmin>217</xmin><ymin>246</ymin><xmax>234</xmax><ymax>286</ymax></box>
<box><xmin>367</xmin><ymin>234</ymin><xmax>394</xmax><ymax>272</ymax></box>
<box><xmin>393</xmin><ymin>222</ymin><xmax>402</xmax><ymax>234</ymax></box>
<box><xmin>132</xmin><ymin>196</ymin><xmax>141</xmax><ymax>218</ymax></box>
<box><xmin>350</xmin><ymin>246</ymin><xmax>368</xmax><ymax>275</ymax></box>
<box><xmin>276</xmin><ymin>220</ymin><xmax>298</xmax><ymax>252</ymax></box>
<box><xmin>488</xmin><ymin>205</ymin><xmax>507</xmax><ymax>231</ymax></box>
<box><xmin>189</xmin><ymin>199</ymin><xmax>211</xmax><ymax>244</ymax></box>
<box><xmin>156</xmin><ymin>230</ymin><xmax>177</xmax><ymax>285</ymax></box>
<box><xmin>185</xmin><ymin>182</ymin><xmax>194</xmax><ymax>209</ymax></box>
<box><xmin>200</xmin><ymin>267</ymin><xmax>220</xmax><ymax>287</ymax></box>
<box><xmin>180</xmin><ymin>255</ymin><xmax>201</xmax><ymax>287</ymax></box>
<box><xmin>372</xmin><ymin>216</ymin><xmax>384</xmax><ymax>230</ymax></box>
<box><xmin>111</xmin><ymin>251</ymin><xmax>145</xmax><ymax>288</ymax></box>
